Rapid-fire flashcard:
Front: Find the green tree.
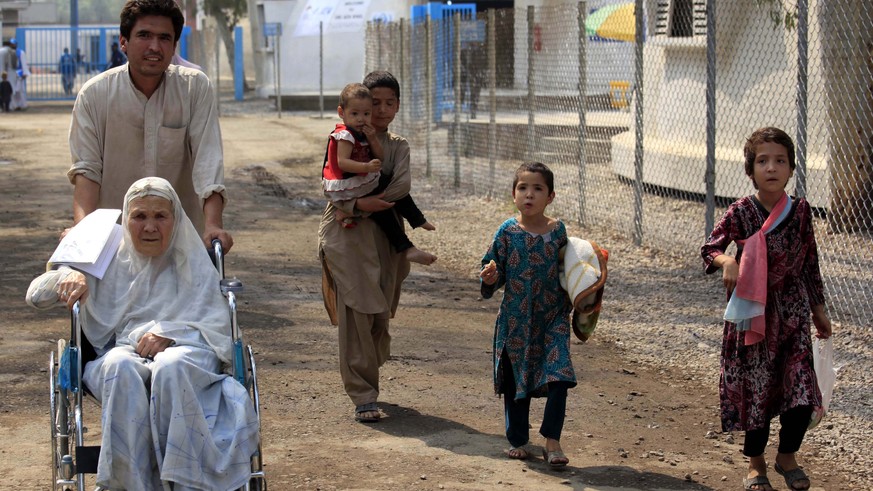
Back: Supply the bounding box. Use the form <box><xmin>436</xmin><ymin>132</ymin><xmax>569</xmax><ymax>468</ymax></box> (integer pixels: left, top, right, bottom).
<box><xmin>754</xmin><ymin>0</ymin><xmax>798</xmax><ymax>30</ymax></box>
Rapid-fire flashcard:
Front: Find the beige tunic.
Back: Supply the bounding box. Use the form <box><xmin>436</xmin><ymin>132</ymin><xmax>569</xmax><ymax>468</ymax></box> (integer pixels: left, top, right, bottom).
<box><xmin>318</xmin><ymin>132</ymin><xmax>411</xmax><ymax>405</ymax></box>
<box><xmin>67</xmin><ymin>64</ymin><xmax>225</xmax><ymax>232</ymax></box>
<box><xmin>319</xmin><ymin>131</ymin><xmax>412</xmax><ymax>317</ymax></box>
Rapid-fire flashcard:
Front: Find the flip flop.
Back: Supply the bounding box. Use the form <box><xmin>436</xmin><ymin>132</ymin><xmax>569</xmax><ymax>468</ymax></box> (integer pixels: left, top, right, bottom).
<box><xmin>743</xmin><ymin>475</ymin><xmax>773</xmax><ymax>491</ymax></box>
<box><xmin>504</xmin><ymin>444</ymin><xmax>532</xmax><ymax>460</ymax></box>
<box><xmin>354</xmin><ymin>402</ymin><xmax>380</xmax><ymax>423</ymax></box>
<box><xmin>774</xmin><ymin>462</ymin><xmax>810</xmax><ymax>490</ymax></box>
<box><xmin>542</xmin><ymin>448</ymin><xmax>569</xmax><ymax>468</ymax></box>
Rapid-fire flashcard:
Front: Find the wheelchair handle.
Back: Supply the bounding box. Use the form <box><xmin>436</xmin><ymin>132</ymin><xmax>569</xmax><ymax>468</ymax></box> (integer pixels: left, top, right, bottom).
<box><xmin>212</xmin><ymin>239</ymin><xmax>224</xmax><ymax>280</ymax></box>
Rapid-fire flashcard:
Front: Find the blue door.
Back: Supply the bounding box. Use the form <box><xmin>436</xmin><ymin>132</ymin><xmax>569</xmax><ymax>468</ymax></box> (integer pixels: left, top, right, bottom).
<box><xmin>410</xmin><ymin>2</ymin><xmax>477</xmax><ymax>122</ymax></box>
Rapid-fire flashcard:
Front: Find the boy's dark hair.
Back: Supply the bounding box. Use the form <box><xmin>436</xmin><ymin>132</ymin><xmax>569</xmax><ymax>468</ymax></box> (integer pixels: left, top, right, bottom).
<box><xmin>339</xmin><ymin>83</ymin><xmax>372</xmax><ymax>108</ymax></box>
<box><xmin>120</xmin><ymin>0</ymin><xmax>185</xmax><ymax>43</ymax></box>
<box><xmin>744</xmin><ymin>127</ymin><xmax>796</xmax><ymax>187</ymax></box>
<box><xmin>363</xmin><ymin>71</ymin><xmax>400</xmax><ymax>100</ymax></box>
<box><xmin>513</xmin><ymin>162</ymin><xmax>555</xmax><ymax>194</ymax></box>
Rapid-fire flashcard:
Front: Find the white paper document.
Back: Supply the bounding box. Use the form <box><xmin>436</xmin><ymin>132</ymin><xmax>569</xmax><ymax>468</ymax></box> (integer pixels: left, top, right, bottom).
<box><xmin>49</xmin><ymin>209</ymin><xmax>122</xmax><ymax>279</ymax></box>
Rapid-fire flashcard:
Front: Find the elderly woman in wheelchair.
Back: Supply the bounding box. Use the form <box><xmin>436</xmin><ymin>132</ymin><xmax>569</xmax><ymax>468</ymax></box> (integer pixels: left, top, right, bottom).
<box><xmin>28</xmin><ymin>177</ymin><xmax>260</xmax><ymax>491</ymax></box>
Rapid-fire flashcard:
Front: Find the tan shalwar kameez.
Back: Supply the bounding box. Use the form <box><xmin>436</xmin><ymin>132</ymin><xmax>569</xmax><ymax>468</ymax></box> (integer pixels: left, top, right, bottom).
<box><xmin>67</xmin><ymin>64</ymin><xmax>225</xmax><ymax>232</ymax></box>
<box><xmin>318</xmin><ymin>131</ymin><xmax>412</xmax><ymax>406</ymax></box>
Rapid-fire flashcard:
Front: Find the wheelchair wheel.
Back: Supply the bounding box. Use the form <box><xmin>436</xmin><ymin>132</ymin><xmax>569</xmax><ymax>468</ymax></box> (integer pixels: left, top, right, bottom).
<box><xmin>49</xmin><ymin>341</ymin><xmax>59</xmax><ymax>488</ymax></box>
<box><xmin>51</xmin><ymin>339</ymin><xmax>73</xmax><ymax>490</ymax></box>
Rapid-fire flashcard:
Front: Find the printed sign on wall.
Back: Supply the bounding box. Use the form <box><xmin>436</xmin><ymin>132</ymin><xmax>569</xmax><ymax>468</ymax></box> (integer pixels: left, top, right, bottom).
<box><xmin>293</xmin><ymin>0</ymin><xmax>337</xmax><ymax>37</ymax></box>
<box><xmin>327</xmin><ymin>0</ymin><xmax>372</xmax><ymax>33</ymax></box>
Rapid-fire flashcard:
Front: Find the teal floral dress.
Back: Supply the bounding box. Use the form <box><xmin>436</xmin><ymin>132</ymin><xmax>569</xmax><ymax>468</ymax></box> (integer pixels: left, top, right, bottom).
<box><xmin>481</xmin><ymin>218</ymin><xmax>577</xmax><ymax>400</ymax></box>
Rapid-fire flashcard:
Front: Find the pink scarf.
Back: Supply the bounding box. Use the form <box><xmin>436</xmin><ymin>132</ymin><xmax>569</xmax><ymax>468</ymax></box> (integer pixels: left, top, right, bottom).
<box><xmin>728</xmin><ymin>192</ymin><xmax>790</xmax><ymax>346</ymax></box>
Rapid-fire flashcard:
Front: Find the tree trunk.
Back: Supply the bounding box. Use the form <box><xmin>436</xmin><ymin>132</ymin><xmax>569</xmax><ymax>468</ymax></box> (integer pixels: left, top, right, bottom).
<box><xmin>824</xmin><ymin>0</ymin><xmax>873</xmax><ymax>232</ymax></box>
<box><xmin>211</xmin><ymin>12</ymin><xmax>252</xmax><ymax>91</ymax></box>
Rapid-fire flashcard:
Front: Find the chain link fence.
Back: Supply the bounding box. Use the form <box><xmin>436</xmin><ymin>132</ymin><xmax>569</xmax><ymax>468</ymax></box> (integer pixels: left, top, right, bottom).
<box><xmin>364</xmin><ymin>0</ymin><xmax>873</xmax><ymax>327</ymax></box>
<box><xmin>14</xmin><ymin>23</ymin><xmax>230</xmax><ymax>102</ymax></box>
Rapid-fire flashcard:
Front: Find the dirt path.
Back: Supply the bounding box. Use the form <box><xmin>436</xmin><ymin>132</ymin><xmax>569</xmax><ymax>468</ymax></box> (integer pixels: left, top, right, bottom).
<box><xmin>0</xmin><ymin>103</ymin><xmax>846</xmax><ymax>490</ymax></box>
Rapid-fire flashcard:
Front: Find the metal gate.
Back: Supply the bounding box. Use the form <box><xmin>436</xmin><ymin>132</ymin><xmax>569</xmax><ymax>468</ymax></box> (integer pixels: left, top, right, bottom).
<box><xmin>410</xmin><ymin>2</ymin><xmax>477</xmax><ymax>121</ymax></box>
<box><xmin>15</xmin><ymin>25</ymin><xmax>192</xmax><ymax>101</ymax></box>
<box><xmin>14</xmin><ymin>26</ymin><xmax>122</xmax><ymax>101</ymax></box>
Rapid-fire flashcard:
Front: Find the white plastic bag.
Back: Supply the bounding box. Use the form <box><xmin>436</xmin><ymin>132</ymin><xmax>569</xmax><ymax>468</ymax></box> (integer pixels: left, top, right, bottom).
<box><xmin>809</xmin><ymin>336</ymin><xmax>836</xmax><ymax>429</ymax></box>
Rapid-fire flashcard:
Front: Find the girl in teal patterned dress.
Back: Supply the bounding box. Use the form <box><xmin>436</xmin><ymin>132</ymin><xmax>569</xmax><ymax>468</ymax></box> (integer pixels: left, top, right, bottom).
<box><xmin>480</xmin><ymin>162</ymin><xmax>576</xmax><ymax>467</ymax></box>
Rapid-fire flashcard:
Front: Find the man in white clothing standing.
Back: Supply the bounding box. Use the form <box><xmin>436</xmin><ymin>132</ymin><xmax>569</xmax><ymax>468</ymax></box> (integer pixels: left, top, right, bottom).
<box><xmin>7</xmin><ymin>38</ymin><xmax>29</xmax><ymax>110</ymax></box>
<box><xmin>67</xmin><ymin>0</ymin><xmax>233</xmax><ymax>251</ymax></box>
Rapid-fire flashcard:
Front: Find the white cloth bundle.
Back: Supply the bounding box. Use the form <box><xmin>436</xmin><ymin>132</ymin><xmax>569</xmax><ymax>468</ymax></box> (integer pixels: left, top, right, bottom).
<box><xmin>559</xmin><ymin>237</ymin><xmax>608</xmax><ymax>341</ymax></box>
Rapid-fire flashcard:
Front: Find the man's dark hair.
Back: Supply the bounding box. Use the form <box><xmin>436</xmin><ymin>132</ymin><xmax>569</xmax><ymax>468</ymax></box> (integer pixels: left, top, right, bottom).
<box><xmin>363</xmin><ymin>71</ymin><xmax>400</xmax><ymax>100</ymax></box>
<box><xmin>743</xmin><ymin>127</ymin><xmax>795</xmax><ymax>189</ymax></box>
<box><xmin>513</xmin><ymin>162</ymin><xmax>555</xmax><ymax>194</ymax></box>
<box><xmin>120</xmin><ymin>0</ymin><xmax>185</xmax><ymax>43</ymax></box>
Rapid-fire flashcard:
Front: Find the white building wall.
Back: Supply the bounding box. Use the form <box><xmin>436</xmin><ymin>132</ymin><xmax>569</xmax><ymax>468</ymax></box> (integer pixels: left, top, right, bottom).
<box><xmin>612</xmin><ymin>0</ymin><xmax>831</xmax><ymax>208</ymax></box>
<box><xmin>513</xmin><ymin>0</ymin><xmax>635</xmax><ymax>95</ymax></box>
<box><xmin>257</xmin><ymin>0</ymin><xmax>409</xmax><ymax>97</ymax></box>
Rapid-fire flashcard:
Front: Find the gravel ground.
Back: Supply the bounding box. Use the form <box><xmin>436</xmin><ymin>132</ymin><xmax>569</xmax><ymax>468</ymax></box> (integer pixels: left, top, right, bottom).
<box><xmin>227</xmin><ymin>93</ymin><xmax>873</xmax><ymax>488</ymax></box>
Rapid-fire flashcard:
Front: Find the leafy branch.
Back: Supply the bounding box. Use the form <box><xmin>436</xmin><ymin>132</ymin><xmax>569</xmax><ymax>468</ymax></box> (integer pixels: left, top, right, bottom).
<box><xmin>755</xmin><ymin>0</ymin><xmax>798</xmax><ymax>31</ymax></box>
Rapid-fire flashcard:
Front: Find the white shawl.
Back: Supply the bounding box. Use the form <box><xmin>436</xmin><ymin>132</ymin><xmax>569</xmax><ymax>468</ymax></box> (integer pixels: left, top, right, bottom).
<box><xmin>81</xmin><ymin>177</ymin><xmax>233</xmax><ymax>362</ymax></box>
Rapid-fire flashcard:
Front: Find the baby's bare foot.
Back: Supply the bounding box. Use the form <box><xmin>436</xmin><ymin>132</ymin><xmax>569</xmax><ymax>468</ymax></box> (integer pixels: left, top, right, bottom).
<box><xmin>421</xmin><ymin>221</ymin><xmax>436</xmax><ymax>231</ymax></box>
<box><xmin>406</xmin><ymin>247</ymin><xmax>437</xmax><ymax>265</ymax></box>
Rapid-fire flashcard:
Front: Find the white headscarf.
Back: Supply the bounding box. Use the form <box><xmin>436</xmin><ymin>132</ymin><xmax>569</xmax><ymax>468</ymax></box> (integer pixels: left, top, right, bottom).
<box><xmin>81</xmin><ymin>177</ymin><xmax>233</xmax><ymax>362</ymax></box>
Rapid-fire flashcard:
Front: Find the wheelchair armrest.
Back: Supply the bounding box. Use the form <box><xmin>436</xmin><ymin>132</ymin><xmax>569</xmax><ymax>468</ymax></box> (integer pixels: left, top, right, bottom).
<box><xmin>220</xmin><ymin>278</ymin><xmax>244</xmax><ymax>294</ymax></box>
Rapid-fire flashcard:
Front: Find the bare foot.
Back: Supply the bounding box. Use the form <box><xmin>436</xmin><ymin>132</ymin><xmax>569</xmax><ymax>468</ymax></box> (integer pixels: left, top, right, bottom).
<box><xmin>420</xmin><ymin>221</ymin><xmax>436</xmax><ymax>231</ymax></box>
<box><xmin>504</xmin><ymin>445</ymin><xmax>530</xmax><ymax>460</ymax></box>
<box><xmin>405</xmin><ymin>247</ymin><xmax>437</xmax><ymax>265</ymax></box>
<box><xmin>334</xmin><ymin>210</ymin><xmax>356</xmax><ymax>228</ymax></box>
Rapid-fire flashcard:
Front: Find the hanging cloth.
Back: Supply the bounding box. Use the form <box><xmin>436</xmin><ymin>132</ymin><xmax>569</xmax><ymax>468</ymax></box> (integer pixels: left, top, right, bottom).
<box><xmin>724</xmin><ymin>192</ymin><xmax>791</xmax><ymax>346</ymax></box>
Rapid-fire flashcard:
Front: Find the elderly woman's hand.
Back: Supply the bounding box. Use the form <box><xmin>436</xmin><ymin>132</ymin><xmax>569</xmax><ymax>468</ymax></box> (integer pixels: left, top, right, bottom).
<box><xmin>58</xmin><ymin>270</ymin><xmax>89</xmax><ymax>309</ymax></box>
<box><xmin>136</xmin><ymin>333</ymin><xmax>174</xmax><ymax>360</ymax></box>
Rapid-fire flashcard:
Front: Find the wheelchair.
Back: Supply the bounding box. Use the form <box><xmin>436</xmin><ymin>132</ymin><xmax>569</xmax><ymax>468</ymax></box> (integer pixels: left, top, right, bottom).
<box><xmin>48</xmin><ymin>241</ymin><xmax>266</xmax><ymax>490</ymax></box>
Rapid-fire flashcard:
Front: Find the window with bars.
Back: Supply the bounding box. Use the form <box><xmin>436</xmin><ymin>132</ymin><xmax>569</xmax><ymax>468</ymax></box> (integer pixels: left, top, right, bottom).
<box><xmin>654</xmin><ymin>0</ymin><xmax>707</xmax><ymax>38</ymax></box>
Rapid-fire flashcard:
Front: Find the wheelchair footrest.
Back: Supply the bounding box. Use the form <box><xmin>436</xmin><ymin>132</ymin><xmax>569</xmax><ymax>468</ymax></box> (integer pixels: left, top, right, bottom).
<box><xmin>75</xmin><ymin>445</ymin><xmax>101</xmax><ymax>474</ymax></box>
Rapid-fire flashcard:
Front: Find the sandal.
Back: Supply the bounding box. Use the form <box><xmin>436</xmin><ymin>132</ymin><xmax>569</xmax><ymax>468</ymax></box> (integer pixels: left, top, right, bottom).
<box><xmin>504</xmin><ymin>444</ymin><xmax>532</xmax><ymax>460</ymax></box>
<box><xmin>542</xmin><ymin>448</ymin><xmax>569</xmax><ymax>468</ymax></box>
<box><xmin>354</xmin><ymin>402</ymin><xmax>380</xmax><ymax>423</ymax></box>
<box><xmin>743</xmin><ymin>475</ymin><xmax>773</xmax><ymax>491</ymax></box>
<box><xmin>774</xmin><ymin>462</ymin><xmax>810</xmax><ymax>490</ymax></box>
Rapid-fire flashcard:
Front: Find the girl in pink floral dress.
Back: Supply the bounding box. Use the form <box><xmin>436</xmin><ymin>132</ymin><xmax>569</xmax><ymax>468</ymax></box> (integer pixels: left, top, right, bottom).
<box><xmin>701</xmin><ymin>127</ymin><xmax>832</xmax><ymax>491</ymax></box>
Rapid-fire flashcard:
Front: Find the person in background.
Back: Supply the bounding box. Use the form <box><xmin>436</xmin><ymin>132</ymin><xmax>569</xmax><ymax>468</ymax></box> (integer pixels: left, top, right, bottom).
<box><xmin>0</xmin><ymin>40</ymin><xmax>20</xmax><ymax>109</ymax></box>
<box><xmin>0</xmin><ymin>71</ymin><xmax>12</xmax><ymax>112</ymax></box>
<box><xmin>59</xmin><ymin>47</ymin><xmax>77</xmax><ymax>96</ymax></box>
<box><xmin>7</xmin><ymin>38</ymin><xmax>29</xmax><ymax>110</ymax></box>
<box><xmin>107</xmin><ymin>42</ymin><xmax>127</xmax><ymax>70</ymax></box>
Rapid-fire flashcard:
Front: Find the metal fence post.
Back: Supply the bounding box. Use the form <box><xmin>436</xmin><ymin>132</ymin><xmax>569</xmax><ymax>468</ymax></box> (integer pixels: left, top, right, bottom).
<box><xmin>453</xmin><ymin>13</ymin><xmax>462</xmax><ymax>187</ymax></box>
<box><xmin>234</xmin><ymin>26</ymin><xmax>243</xmax><ymax>101</ymax></box>
<box><xmin>319</xmin><ymin>21</ymin><xmax>324</xmax><ymax>119</ymax></box>
<box><xmin>632</xmin><ymin>0</ymin><xmax>644</xmax><ymax>245</ymax></box>
<box><xmin>399</xmin><ymin>18</ymin><xmax>406</xmax><ymax>129</ymax></box>
<box><xmin>704</xmin><ymin>0</ymin><xmax>716</xmax><ymax>237</ymax></box>
<box><xmin>577</xmin><ymin>1</ymin><xmax>588</xmax><ymax>226</ymax></box>
<box><xmin>488</xmin><ymin>9</ymin><xmax>497</xmax><ymax>198</ymax></box>
<box><xmin>377</xmin><ymin>21</ymin><xmax>383</xmax><ymax>68</ymax></box>
<box><xmin>527</xmin><ymin>6</ymin><xmax>536</xmax><ymax>161</ymax></box>
<box><xmin>795</xmin><ymin>0</ymin><xmax>809</xmax><ymax>199</ymax></box>
<box><xmin>215</xmin><ymin>27</ymin><xmax>221</xmax><ymax>114</ymax></box>
<box><xmin>426</xmin><ymin>16</ymin><xmax>433</xmax><ymax>178</ymax></box>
